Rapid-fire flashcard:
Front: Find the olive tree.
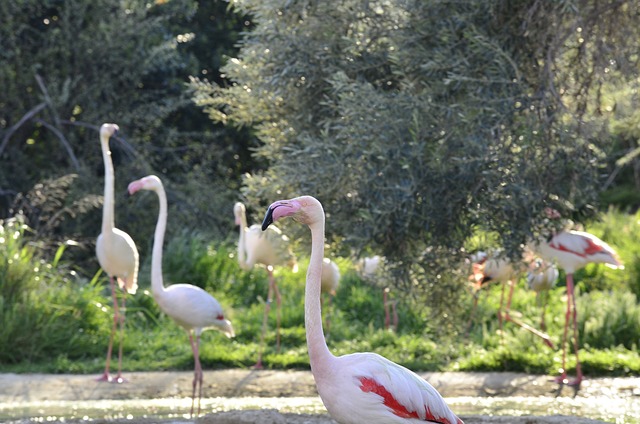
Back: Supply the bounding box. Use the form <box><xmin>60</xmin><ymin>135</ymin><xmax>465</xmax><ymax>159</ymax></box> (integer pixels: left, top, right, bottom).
<box><xmin>192</xmin><ymin>0</ymin><xmax>640</xmax><ymax>320</ymax></box>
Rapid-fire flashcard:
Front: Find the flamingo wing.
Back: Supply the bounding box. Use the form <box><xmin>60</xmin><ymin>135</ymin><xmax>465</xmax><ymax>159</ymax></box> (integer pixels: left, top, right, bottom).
<box><xmin>350</xmin><ymin>353</ymin><xmax>463</xmax><ymax>424</ymax></box>
<box><xmin>550</xmin><ymin>231</ymin><xmax>623</xmax><ymax>268</ymax></box>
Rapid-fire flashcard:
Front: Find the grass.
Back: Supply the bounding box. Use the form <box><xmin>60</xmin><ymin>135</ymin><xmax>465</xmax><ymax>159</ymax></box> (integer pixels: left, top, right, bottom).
<box><xmin>0</xmin><ymin>210</ymin><xmax>639</xmax><ymax>378</ymax></box>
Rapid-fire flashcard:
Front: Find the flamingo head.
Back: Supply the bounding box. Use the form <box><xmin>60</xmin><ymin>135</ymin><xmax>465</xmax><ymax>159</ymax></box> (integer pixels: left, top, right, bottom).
<box><xmin>128</xmin><ymin>175</ymin><xmax>162</xmax><ymax>195</ymax></box>
<box><xmin>100</xmin><ymin>123</ymin><xmax>119</xmax><ymax>140</ymax></box>
<box><xmin>215</xmin><ymin>316</ymin><xmax>236</xmax><ymax>338</ymax></box>
<box><xmin>233</xmin><ymin>202</ymin><xmax>245</xmax><ymax>225</ymax></box>
<box><xmin>262</xmin><ymin>195</ymin><xmax>323</xmax><ymax>230</ymax></box>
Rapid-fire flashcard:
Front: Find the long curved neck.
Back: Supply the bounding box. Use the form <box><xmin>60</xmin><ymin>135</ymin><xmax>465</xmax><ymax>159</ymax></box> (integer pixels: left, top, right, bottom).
<box><xmin>151</xmin><ymin>187</ymin><xmax>168</xmax><ymax>297</ymax></box>
<box><xmin>100</xmin><ymin>136</ymin><xmax>115</xmax><ymax>234</ymax></box>
<box><xmin>237</xmin><ymin>210</ymin><xmax>249</xmax><ymax>269</ymax></box>
<box><xmin>306</xmin><ymin>217</ymin><xmax>334</xmax><ymax>375</ymax></box>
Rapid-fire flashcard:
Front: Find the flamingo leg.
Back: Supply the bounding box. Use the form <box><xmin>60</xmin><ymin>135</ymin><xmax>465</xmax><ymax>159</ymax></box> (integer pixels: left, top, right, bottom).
<box><xmin>555</xmin><ymin>274</ymin><xmax>573</xmax><ymax>384</ymax></box>
<box><xmin>254</xmin><ymin>273</ymin><xmax>275</xmax><ymax>369</ymax></box>
<box><xmin>272</xmin><ymin>273</ymin><xmax>282</xmax><ymax>352</ymax></box>
<box><xmin>188</xmin><ymin>332</ymin><xmax>203</xmax><ymax>417</ymax></box>
<box><xmin>114</xmin><ymin>288</ymin><xmax>127</xmax><ymax>383</ymax></box>
<box><xmin>497</xmin><ymin>281</ymin><xmax>507</xmax><ymax>342</ymax></box>
<box><xmin>383</xmin><ymin>289</ymin><xmax>390</xmax><ymax>330</ymax></box>
<box><xmin>567</xmin><ymin>274</ymin><xmax>583</xmax><ymax>386</ymax></box>
<box><xmin>502</xmin><ymin>279</ymin><xmax>555</xmax><ymax>349</ymax></box>
<box><xmin>97</xmin><ymin>276</ymin><xmax>118</xmax><ymax>382</ymax></box>
<box><xmin>392</xmin><ymin>300</ymin><xmax>398</xmax><ymax>332</ymax></box>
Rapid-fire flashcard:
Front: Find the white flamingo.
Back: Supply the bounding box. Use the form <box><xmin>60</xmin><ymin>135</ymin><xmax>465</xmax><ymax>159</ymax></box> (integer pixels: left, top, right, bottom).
<box><xmin>262</xmin><ymin>196</ymin><xmax>463</xmax><ymax>424</ymax></box>
<box><xmin>129</xmin><ymin>175</ymin><xmax>234</xmax><ymax>416</ymax></box>
<box><xmin>95</xmin><ymin>123</ymin><xmax>139</xmax><ymax>383</ymax></box>
<box><xmin>534</xmin><ymin>229</ymin><xmax>623</xmax><ymax>386</ymax></box>
<box><xmin>321</xmin><ymin>257</ymin><xmax>340</xmax><ymax>337</ymax></box>
<box><xmin>234</xmin><ymin>201</ymin><xmax>296</xmax><ymax>368</ymax></box>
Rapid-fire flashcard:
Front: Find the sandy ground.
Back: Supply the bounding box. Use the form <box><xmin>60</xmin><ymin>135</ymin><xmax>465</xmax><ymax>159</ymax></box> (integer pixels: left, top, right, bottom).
<box><xmin>1</xmin><ymin>370</ymin><xmax>636</xmax><ymax>423</ymax></box>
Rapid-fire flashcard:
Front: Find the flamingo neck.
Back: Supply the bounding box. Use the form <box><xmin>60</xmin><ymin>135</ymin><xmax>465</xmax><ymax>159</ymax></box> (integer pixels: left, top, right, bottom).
<box><xmin>306</xmin><ymin>217</ymin><xmax>334</xmax><ymax>375</ymax></box>
<box><xmin>100</xmin><ymin>135</ymin><xmax>115</xmax><ymax>234</ymax></box>
<box><xmin>151</xmin><ymin>186</ymin><xmax>168</xmax><ymax>297</ymax></box>
<box><xmin>237</xmin><ymin>211</ymin><xmax>249</xmax><ymax>269</ymax></box>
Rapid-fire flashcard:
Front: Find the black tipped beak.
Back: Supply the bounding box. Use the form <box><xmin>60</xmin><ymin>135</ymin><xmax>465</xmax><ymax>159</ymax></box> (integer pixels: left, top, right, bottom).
<box><xmin>262</xmin><ymin>207</ymin><xmax>274</xmax><ymax>231</ymax></box>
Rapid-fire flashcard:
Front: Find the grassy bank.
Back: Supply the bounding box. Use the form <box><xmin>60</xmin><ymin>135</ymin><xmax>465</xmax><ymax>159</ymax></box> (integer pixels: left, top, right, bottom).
<box><xmin>1</xmin><ymin>210</ymin><xmax>639</xmax><ymax>378</ymax></box>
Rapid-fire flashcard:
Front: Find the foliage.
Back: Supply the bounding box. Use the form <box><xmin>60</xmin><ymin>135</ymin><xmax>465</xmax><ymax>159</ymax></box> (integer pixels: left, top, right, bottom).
<box><xmin>0</xmin><ymin>217</ymin><xmax>108</xmax><ymax>364</ymax></box>
<box><xmin>192</xmin><ymin>0</ymin><xmax>640</xmax><ymax>323</ymax></box>
<box><xmin>1</xmin><ymin>211</ymin><xmax>639</xmax><ymax>379</ymax></box>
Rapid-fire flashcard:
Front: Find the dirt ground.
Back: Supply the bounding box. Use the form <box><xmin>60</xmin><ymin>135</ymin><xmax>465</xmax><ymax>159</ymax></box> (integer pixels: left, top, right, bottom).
<box><xmin>1</xmin><ymin>370</ymin><xmax>636</xmax><ymax>423</ymax></box>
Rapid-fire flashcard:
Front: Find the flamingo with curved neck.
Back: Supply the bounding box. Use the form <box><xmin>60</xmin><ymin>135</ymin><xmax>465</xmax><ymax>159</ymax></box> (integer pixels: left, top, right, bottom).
<box><xmin>262</xmin><ymin>196</ymin><xmax>463</xmax><ymax>424</ymax></box>
<box><xmin>129</xmin><ymin>175</ymin><xmax>234</xmax><ymax>417</ymax></box>
<box><xmin>95</xmin><ymin>123</ymin><xmax>139</xmax><ymax>383</ymax></box>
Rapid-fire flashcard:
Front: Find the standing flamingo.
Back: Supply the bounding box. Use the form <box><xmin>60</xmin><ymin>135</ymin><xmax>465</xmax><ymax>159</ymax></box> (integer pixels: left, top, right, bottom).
<box><xmin>129</xmin><ymin>175</ymin><xmax>234</xmax><ymax>416</ymax></box>
<box><xmin>526</xmin><ymin>258</ymin><xmax>559</xmax><ymax>331</ymax></box>
<box><xmin>95</xmin><ymin>123</ymin><xmax>139</xmax><ymax>383</ymax></box>
<box><xmin>262</xmin><ymin>196</ymin><xmax>463</xmax><ymax>424</ymax></box>
<box><xmin>234</xmin><ymin>201</ymin><xmax>296</xmax><ymax>368</ymax></box>
<box><xmin>468</xmin><ymin>251</ymin><xmax>554</xmax><ymax>348</ymax></box>
<box><xmin>321</xmin><ymin>257</ymin><xmax>340</xmax><ymax>337</ymax></box>
<box><xmin>534</xmin><ymin>229</ymin><xmax>623</xmax><ymax>386</ymax></box>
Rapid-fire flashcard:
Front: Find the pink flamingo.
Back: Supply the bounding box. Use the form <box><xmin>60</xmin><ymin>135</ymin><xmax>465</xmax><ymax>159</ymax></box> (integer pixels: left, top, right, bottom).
<box><xmin>95</xmin><ymin>123</ymin><xmax>139</xmax><ymax>383</ymax></box>
<box><xmin>262</xmin><ymin>196</ymin><xmax>463</xmax><ymax>424</ymax></box>
<box><xmin>534</xmin><ymin>229</ymin><xmax>623</xmax><ymax>386</ymax></box>
<box><xmin>234</xmin><ymin>201</ymin><xmax>296</xmax><ymax>368</ymax></box>
<box><xmin>129</xmin><ymin>175</ymin><xmax>234</xmax><ymax>416</ymax></box>
<box><xmin>321</xmin><ymin>257</ymin><xmax>340</xmax><ymax>337</ymax></box>
<box><xmin>468</xmin><ymin>251</ymin><xmax>554</xmax><ymax>348</ymax></box>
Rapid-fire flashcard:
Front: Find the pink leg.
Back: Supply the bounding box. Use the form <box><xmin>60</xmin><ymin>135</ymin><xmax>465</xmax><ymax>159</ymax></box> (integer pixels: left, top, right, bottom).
<box><xmin>97</xmin><ymin>276</ymin><xmax>118</xmax><ymax>382</ymax></box>
<box><xmin>272</xmin><ymin>275</ymin><xmax>282</xmax><ymax>352</ymax></box>
<box><xmin>254</xmin><ymin>276</ymin><xmax>275</xmax><ymax>369</ymax></box>
<box><xmin>188</xmin><ymin>332</ymin><xmax>203</xmax><ymax>417</ymax></box>
<box><xmin>324</xmin><ymin>294</ymin><xmax>333</xmax><ymax>337</ymax></box>
<box><xmin>383</xmin><ymin>289</ymin><xmax>390</xmax><ymax>330</ymax></box>
<box><xmin>113</xmin><ymin>290</ymin><xmax>127</xmax><ymax>384</ymax></box>
<box><xmin>502</xmin><ymin>280</ymin><xmax>554</xmax><ymax>349</ymax></box>
<box><xmin>392</xmin><ymin>301</ymin><xmax>398</xmax><ymax>332</ymax></box>
<box><xmin>555</xmin><ymin>275</ymin><xmax>573</xmax><ymax>384</ymax></box>
<box><xmin>497</xmin><ymin>281</ymin><xmax>508</xmax><ymax>341</ymax></box>
<box><xmin>567</xmin><ymin>274</ymin><xmax>583</xmax><ymax>386</ymax></box>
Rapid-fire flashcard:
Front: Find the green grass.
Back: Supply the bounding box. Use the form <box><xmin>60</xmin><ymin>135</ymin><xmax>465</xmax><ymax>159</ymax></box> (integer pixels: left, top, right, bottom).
<box><xmin>1</xmin><ymin>210</ymin><xmax>639</xmax><ymax>378</ymax></box>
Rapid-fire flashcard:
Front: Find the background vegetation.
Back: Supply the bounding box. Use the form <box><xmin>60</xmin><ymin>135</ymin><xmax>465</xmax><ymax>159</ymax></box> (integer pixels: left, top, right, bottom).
<box><xmin>0</xmin><ymin>0</ymin><xmax>639</xmax><ymax>374</ymax></box>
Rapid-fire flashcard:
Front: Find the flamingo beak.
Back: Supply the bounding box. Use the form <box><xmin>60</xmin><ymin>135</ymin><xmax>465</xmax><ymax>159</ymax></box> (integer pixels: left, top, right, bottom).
<box><xmin>262</xmin><ymin>206</ymin><xmax>275</xmax><ymax>231</ymax></box>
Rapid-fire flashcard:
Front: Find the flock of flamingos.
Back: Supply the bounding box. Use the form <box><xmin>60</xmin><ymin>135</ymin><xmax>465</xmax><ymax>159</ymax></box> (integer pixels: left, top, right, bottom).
<box><xmin>94</xmin><ymin>123</ymin><xmax>624</xmax><ymax>423</ymax></box>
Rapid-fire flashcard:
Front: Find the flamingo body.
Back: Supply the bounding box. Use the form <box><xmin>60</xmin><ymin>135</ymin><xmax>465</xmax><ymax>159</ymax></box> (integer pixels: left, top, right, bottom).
<box><xmin>262</xmin><ymin>196</ymin><xmax>462</xmax><ymax>424</ymax></box>
<box><xmin>129</xmin><ymin>175</ymin><xmax>233</xmax><ymax>415</ymax></box>
<box><xmin>321</xmin><ymin>258</ymin><xmax>340</xmax><ymax>296</ymax></box>
<box><xmin>536</xmin><ymin>230</ymin><xmax>623</xmax><ymax>274</ymax></box>
<box><xmin>526</xmin><ymin>259</ymin><xmax>558</xmax><ymax>294</ymax></box>
<box><xmin>95</xmin><ymin>123</ymin><xmax>139</xmax><ymax>383</ymax></box>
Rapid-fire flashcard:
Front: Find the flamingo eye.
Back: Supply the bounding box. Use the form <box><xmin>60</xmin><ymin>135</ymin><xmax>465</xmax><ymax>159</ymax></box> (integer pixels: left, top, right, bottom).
<box><xmin>216</xmin><ymin>314</ymin><xmax>224</xmax><ymax>320</ymax></box>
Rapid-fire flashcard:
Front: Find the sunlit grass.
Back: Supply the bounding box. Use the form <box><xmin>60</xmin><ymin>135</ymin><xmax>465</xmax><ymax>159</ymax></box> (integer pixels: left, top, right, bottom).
<box><xmin>1</xmin><ymin>210</ymin><xmax>639</xmax><ymax>378</ymax></box>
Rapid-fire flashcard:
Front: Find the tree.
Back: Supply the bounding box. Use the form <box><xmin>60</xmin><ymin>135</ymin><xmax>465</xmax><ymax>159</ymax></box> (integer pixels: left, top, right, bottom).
<box><xmin>0</xmin><ymin>0</ymin><xmax>250</xmax><ymax>270</ymax></box>
<box><xmin>192</xmin><ymin>0</ymin><xmax>640</xmax><ymax>319</ymax></box>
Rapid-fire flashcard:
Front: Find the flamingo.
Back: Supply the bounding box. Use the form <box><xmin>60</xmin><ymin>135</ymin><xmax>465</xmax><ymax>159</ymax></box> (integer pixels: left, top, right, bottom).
<box><xmin>534</xmin><ymin>229</ymin><xmax>624</xmax><ymax>386</ymax></box>
<box><xmin>234</xmin><ymin>201</ymin><xmax>296</xmax><ymax>368</ymax></box>
<box><xmin>95</xmin><ymin>123</ymin><xmax>139</xmax><ymax>383</ymax></box>
<box><xmin>468</xmin><ymin>251</ymin><xmax>554</xmax><ymax>348</ymax></box>
<box><xmin>357</xmin><ymin>255</ymin><xmax>398</xmax><ymax>331</ymax></box>
<box><xmin>321</xmin><ymin>257</ymin><xmax>340</xmax><ymax>336</ymax></box>
<box><xmin>128</xmin><ymin>175</ymin><xmax>234</xmax><ymax>416</ymax></box>
<box><xmin>262</xmin><ymin>196</ymin><xmax>463</xmax><ymax>424</ymax></box>
<box><xmin>526</xmin><ymin>258</ymin><xmax>559</xmax><ymax>331</ymax></box>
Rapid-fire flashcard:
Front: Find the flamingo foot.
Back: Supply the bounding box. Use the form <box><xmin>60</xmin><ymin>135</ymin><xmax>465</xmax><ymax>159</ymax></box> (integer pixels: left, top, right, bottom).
<box><xmin>96</xmin><ymin>372</ymin><xmax>113</xmax><ymax>383</ymax></box>
<box><xmin>553</xmin><ymin>373</ymin><xmax>568</xmax><ymax>385</ymax></box>
<box><xmin>567</xmin><ymin>375</ymin><xmax>583</xmax><ymax>387</ymax></box>
<box><xmin>112</xmin><ymin>375</ymin><xmax>128</xmax><ymax>384</ymax></box>
<box><xmin>543</xmin><ymin>338</ymin><xmax>555</xmax><ymax>350</ymax></box>
<box><xmin>253</xmin><ymin>360</ymin><xmax>264</xmax><ymax>370</ymax></box>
